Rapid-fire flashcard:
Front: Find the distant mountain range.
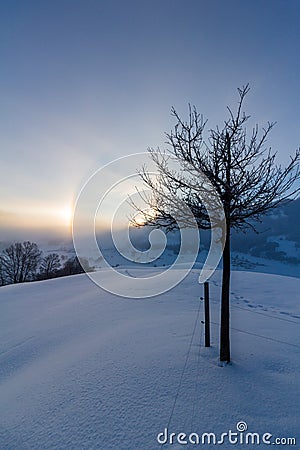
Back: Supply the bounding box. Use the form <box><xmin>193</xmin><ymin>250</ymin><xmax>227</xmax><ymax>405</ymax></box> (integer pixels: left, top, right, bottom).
<box><xmin>231</xmin><ymin>198</ymin><xmax>300</xmax><ymax>264</ymax></box>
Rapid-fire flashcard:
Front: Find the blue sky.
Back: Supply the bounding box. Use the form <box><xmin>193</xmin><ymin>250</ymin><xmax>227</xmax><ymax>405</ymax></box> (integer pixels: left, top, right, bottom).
<box><xmin>0</xmin><ymin>0</ymin><xmax>299</xmax><ymax>237</ymax></box>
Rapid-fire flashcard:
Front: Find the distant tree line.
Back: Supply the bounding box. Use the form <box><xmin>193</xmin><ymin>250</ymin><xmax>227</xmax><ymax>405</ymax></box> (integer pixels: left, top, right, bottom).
<box><xmin>0</xmin><ymin>241</ymin><xmax>93</xmax><ymax>287</ymax></box>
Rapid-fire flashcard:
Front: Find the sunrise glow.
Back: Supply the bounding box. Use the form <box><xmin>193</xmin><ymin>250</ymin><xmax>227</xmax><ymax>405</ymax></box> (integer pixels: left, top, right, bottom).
<box><xmin>58</xmin><ymin>205</ymin><xmax>74</xmax><ymax>227</ymax></box>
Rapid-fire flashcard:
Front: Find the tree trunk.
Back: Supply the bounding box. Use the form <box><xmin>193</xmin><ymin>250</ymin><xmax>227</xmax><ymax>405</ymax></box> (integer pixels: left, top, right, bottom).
<box><xmin>220</xmin><ymin>222</ymin><xmax>231</xmax><ymax>362</ymax></box>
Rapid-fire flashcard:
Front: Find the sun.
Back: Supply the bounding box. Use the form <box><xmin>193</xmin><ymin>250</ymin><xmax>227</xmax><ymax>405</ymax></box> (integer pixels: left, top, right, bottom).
<box><xmin>58</xmin><ymin>205</ymin><xmax>73</xmax><ymax>227</ymax></box>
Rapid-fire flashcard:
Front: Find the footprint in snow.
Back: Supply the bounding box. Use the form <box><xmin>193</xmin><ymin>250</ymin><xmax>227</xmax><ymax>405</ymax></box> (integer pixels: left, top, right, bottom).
<box><xmin>278</xmin><ymin>311</ymin><xmax>300</xmax><ymax>319</ymax></box>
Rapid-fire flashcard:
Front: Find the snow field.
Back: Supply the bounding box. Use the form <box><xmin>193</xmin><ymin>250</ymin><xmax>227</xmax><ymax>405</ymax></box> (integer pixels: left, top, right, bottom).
<box><xmin>0</xmin><ymin>269</ymin><xmax>299</xmax><ymax>449</ymax></box>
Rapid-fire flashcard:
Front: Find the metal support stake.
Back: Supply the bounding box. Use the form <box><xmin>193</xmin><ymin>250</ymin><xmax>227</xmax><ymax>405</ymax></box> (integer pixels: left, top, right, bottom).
<box><xmin>204</xmin><ymin>281</ymin><xmax>210</xmax><ymax>347</ymax></box>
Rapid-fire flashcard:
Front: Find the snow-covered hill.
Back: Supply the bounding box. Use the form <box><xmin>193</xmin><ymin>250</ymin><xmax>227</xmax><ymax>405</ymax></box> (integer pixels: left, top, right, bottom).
<box><xmin>0</xmin><ymin>269</ymin><xmax>299</xmax><ymax>449</ymax></box>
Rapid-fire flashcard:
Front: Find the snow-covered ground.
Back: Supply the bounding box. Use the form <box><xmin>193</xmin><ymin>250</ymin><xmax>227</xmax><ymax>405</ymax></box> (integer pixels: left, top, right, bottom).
<box><xmin>0</xmin><ymin>268</ymin><xmax>299</xmax><ymax>449</ymax></box>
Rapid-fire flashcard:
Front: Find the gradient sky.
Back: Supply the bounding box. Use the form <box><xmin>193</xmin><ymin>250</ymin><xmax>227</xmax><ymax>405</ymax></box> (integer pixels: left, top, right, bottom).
<box><xmin>1</xmin><ymin>0</ymin><xmax>300</xmax><ymax>238</ymax></box>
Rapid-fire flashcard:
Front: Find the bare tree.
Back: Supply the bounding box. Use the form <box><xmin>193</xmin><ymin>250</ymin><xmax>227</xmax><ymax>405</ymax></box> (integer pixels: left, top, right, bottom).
<box><xmin>0</xmin><ymin>258</ymin><xmax>6</xmax><ymax>286</ymax></box>
<box><xmin>133</xmin><ymin>85</ymin><xmax>300</xmax><ymax>362</ymax></box>
<box><xmin>0</xmin><ymin>241</ymin><xmax>42</xmax><ymax>284</ymax></box>
<box><xmin>60</xmin><ymin>256</ymin><xmax>94</xmax><ymax>276</ymax></box>
<box><xmin>40</xmin><ymin>253</ymin><xmax>61</xmax><ymax>279</ymax></box>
